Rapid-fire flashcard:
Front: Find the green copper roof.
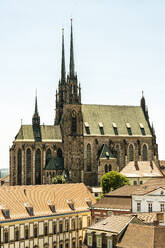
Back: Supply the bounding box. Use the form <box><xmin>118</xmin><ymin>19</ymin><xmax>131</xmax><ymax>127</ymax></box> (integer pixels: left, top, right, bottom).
<box><xmin>15</xmin><ymin>125</ymin><xmax>62</xmax><ymax>141</ymax></box>
<box><xmin>44</xmin><ymin>157</ymin><xmax>64</xmax><ymax>170</ymax></box>
<box><xmin>82</xmin><ymin>104</ymin><xmax>151</xmax><ymax>136</ymax></box>
<box><xmin>99</xmin><ymin>144</ymin><xmax>115</xmax><ymax>159</ymax></box>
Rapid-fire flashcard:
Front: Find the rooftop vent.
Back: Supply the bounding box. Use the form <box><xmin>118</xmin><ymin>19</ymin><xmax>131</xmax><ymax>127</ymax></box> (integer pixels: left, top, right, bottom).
<box><xmin>99</xmin><ymin>122</ymin><xmax>103</xmax><ymax>128</ymax></box>
<box><xmin>112</xmin><ymin>122</ymin><xmax>117</xmax><ymax>128</ymax></box>
<box><xmin>84</xmin><ymin>122</ymin><xmax>89</xmax><ymax>127</ymax></box>
<box><xmin>0</xmin><ymin>205</ymin><xmax>10</xmax><ymax>219</ymax></box>
<box><xmin>126</xmin><ymin>123</ymin><xmax>131</xmax><ymax>128</ymax></box>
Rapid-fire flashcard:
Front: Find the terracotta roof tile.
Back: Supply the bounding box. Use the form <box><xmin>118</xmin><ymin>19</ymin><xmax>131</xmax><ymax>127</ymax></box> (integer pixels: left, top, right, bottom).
<box><xmin>93</xmin><ymin>196</ymin><xmax>131</xmax><ymax>210</ymax></box>
<box><xmin>88</xmin><ymin>215</ymin><xmax>134</xmax><ymax>234</ymax></box>
<box><xmin>120</xmin><ymin>161</ymin><xmax>163</xmax><ymax>178</ymax></box>
<box><xmin>0</xmin><ymin>183</ymin><xmax>96</xmax><ymax>222</ymax></box>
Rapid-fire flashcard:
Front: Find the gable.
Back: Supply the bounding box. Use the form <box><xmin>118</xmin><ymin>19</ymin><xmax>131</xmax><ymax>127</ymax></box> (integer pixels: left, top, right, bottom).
<box><xmin>82</xmin><ymin>104</ymin><xmax>152</xmax><ymax>136</ymax></box>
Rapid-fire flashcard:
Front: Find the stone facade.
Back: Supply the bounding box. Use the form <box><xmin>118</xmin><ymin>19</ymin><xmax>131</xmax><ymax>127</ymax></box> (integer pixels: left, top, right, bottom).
<box><xmin>10</xmin><ymin>21</ymin><xmax>158</xmax><ymax>186</ymax></box>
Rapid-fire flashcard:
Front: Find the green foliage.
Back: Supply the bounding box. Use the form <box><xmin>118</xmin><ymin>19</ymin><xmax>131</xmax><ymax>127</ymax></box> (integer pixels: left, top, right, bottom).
<box><xmin>52</xmin><ymin>175</ymin><xmax>66</xmax><ymax>184</ymax></box>
<box><xmin>101</xmin><ymin>171</ymin><xmax>130</xmax><ymax>194</ymax></box>
<box><xmin>96</xmin><ymin>193</ymin><xmax>104</xmax><ymax>201</ymax></box>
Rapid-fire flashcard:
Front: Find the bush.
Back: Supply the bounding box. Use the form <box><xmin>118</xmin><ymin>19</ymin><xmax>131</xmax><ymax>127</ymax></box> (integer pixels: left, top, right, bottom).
<box><xmin>101</xmin><ymin>171</ymin><xmax>130</xmax><ymax>194</ymax></box>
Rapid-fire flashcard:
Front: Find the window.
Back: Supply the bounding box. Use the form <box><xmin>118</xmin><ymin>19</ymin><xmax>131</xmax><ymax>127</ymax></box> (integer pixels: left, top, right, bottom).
<box><xmin>34</xmin><ymin>225</ymin><xmax>38</xmax><ymax>238</ymax></box>
<box><xmin>46</xmin><ymin>148</ymin><xmax>51</xmax><ymax>164</ymax></box>
<box><xmin>126</xmin><ymin>123</ymin><xmax>132</xmax><ymax>135</ymax></box>
<box><xmin>25</xmin><ymin>206</ymin><xmax>34</xmax><ymax>216</ymax></box>
<box><xmin>60</xmin><ymin>244</ymin><xmax>63</xmax><ymax>248</ymax></box>
<box><xmin>44</xmin><ymin>224</ymin><xmax>48</xmax><ymax>236</ymax></box>
<box><xmin>107</xmin><ymin>239</ymin><xmax>112</xmax><ymax>248</ymax></box>
<box><xmin>49</xmin><ymin>205</ymin><xmax>56</xmax><ymax>213</ymax></box>
<box><xmin>105</xmin><ymin>164</ymin><xmax>108</xmax><ymax>173</ymax></box>
<box><xmin>53</xmin><ymin>222</ymin><xmax>56</xmax><ymax>234</ymax></box>
<box><xmin>140</xmin><ymin>181</ymin><xmax>143</xmax><ymax>185</ymax></box>
<box><xmin>87</xmin><ymin>144</ymin><xmax>92</xmax><ymax>171</ymax></box>
<box><xmin>65</xmin><ymin>243</ymin><xmax>69</xmax><ymax>248</ymax></box>
<box><xmin>129</xmin><ymin>144</ymin><xmax>134</xmax><ymax>161</ymax></box>
<box><xmin>72</xmin><ymin>241</ymin><xmax>76</xmax><ymax>248</ymax></box>
<box><xmin>25</xmin><ymin>226</ymin><xmax>29</xmax><ymax>239</ymax></box>
<box><xmin>160</xmin><ymin>203</ymin><xmax>165</xmax><ymax>212</ymax></box>
<box><xmin>112</xmin><ymin>123</ymin><xmax>118</xmax><ymax>135</ymax></box>
<box><xmin>85</xmin><ymin>122</ymin><xmax>90</xmax><ymax>134</ymax></box>
<box><xmin>59</xmin><ymin>221</ymin><xmax>63</xmax><ymax>233</ymax></box>
<box><xmin>139</xmin><ymin>123</ymin><xmax>146</xmax><ymax>135</ymax></box>
<box><xmin>72</xmin><ymin>110</ymin><xmax>77</xmax><ymax>133</ymax></box>
<box><xmin>26</xmin><ymin>148</ymin><xmax>32</xmax><ymax>185</ymax></box>
<box><xmin>148</xmin><ymin>203</ymin><xmax>153</xmax><ymax>212</ymax></box>
<box><xmin>2</xmin><ymin>209</ymin><xmax>10</xmax><ymax>219</ymax></box>
<box><xmin>133</xmin><ymin>181</ymin><xmax>137</xmax><ymax>185</ymax></box>
<box><xmin>108</xmin><ymin>164</ymin><xmax>112</xmax><ymax>171</ymax></box>
<box><xmin>99</xmin><ymin>122</ymin><xmax>104</xmax><ymax>135</ymax></box>
<box><xmin>142</xmin><ymin>144</ymin><xmax>148</xmax><ymax>161</ymax></box>
<box><xmin>87</xmin><ymin>235</ymin><xmax>92</xmax><ymax>246</ymax></box>
<box><xmin>17</xmin><ymin>149</ymin><xmax>22</xmax><ymax>185</ymax></box>
<box><xmin>57</xmin><ymin>148</ymin><xmax>63</xmax><ymax>158</ymax></box>
<box><xmin>79</xmin><ymin>240</ymin><xmax>82</xmax><ymax>248</ymax></box>
<box><xmin>96</xmin><ymin>236</ymin><xmax>102</xmax><ymax>248</ymax></box>
<box><xmin>71</xmin><ymin>219</ymin><xmax>75</xmax><ymax>230</ymax></box>
<box><xmin>87</xmin><ymin>216</ymin><xmax>91</xmax><ymax>227</ymax></box>
<box><xmin>4</xmin><ymin>229</ymin><xmax>8</xmax><ymax>243</ymax></box>
<box><xmin>15</xmin><ymin>228</ymin><xmax>19</xmax><ymax>241</ymax></box>
<box><xmin>35</xmin><ymin>149</ymin><xmax>41</xmax><ymax>185</ymax></box>
<box><xmin>78</xmin><ymin>218</ymin><xmax>82</xmax><ymax>229</ymax></box>
<box><xmin>65</xmin><ymin>219</ymin><xmax>69</xmax><ymax>232</ymax></box>
<box><xmin>137</xmin><ymin>202</ymin><xmax>141</xmax><ymax>212</ymax></box>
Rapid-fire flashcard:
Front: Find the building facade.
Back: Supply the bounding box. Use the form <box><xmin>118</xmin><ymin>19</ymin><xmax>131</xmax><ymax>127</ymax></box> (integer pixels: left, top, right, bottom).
<box><xmin>0</xmin><ymin>183</ymin><xmax>95</xmax><ymax>248</ymax></box>
<box><xmin>10</xmin><ymin>20</ymin><xmax>158</xmax><ymax>186</ymax></box>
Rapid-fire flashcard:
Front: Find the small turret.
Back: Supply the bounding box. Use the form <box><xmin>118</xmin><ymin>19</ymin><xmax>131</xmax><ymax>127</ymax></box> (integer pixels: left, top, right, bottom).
<box><xmin>32</xmin><ymin>92</ymin><xmax>41</xmax><ymax>141</ymax></box>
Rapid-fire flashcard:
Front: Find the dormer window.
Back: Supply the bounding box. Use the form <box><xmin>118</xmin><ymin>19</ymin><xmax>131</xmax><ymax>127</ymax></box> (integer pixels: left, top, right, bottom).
<box><xmin>47</xmin><ymin>200</ymin><xmax>56</xmax><ymax>213</ymax></box>
<box><xmin>67</xmin><ymin>200</ymin><xmax>74</xmax><ymax>210</ymax></box>
<box><xmin>84</xmin><ymin>122</ymin><xmax>90</xmax><ymax>134</ymax></box>
<box><xmin>2</xmin><ymin>209</ymin><xmax>10</xmax><ymax>219</ymax></box>
<box><xmin>139</xmin><ymin>123</ymin><xmax>146</xmax><ymax>135</ymax></box>
<box><xmin>85</xmin><ymin>198</ymin><xmax>92</xmax><ymax>208</ymax></box>
<box><xmin>24</xmin><ymin>203</ymin><xmax>34</xmax><ymax>216</ymax></box>
<box><xmin>126</xmin><ymin>123</ymin><xmax>132</xmax><ymax>135</ymax></box>
<box><xmin>99</xmin><ymin>122</ymin><xmax>104</xmax><ymax>135</ymax></box>
<box><xmin>112</xmin><ymin>122</ymin><xmax>118</xmax><ymax>135</ymax></box>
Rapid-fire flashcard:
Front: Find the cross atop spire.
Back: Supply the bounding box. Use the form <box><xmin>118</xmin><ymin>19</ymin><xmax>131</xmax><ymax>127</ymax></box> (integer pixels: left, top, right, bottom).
<box><xmin>69</xmin><ymin>18</ymin><xmax>75</xmax><ymax>78</ymax></box>
<box><xmin>61</xmin><ymin>27</ymin><xmax>66</xmax><ymax>84</ymax></box>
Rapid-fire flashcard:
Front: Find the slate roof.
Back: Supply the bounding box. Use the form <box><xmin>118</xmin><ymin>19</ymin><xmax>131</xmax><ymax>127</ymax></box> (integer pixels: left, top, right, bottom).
<box><xmin>82</xmin><ymin>104</ymin><xmax>151</xmax><ymax>136</ymax></box>
<box><xmin>120</xmin><ymin>161</ymin><xmax>163</xmax><ymax>178</ymax></box>
<box><xmin>15</xmin><ymin>125</ymin><xmax>62</xmax><ymax>142</ymax></box>
<box><xmin>44</xmin><ymin>157</ymin><xmax>64</xmax><ymax>170</ymax></box>
<box><xmin>117</xmin><ymin>223</ymin><xmax>165</xmax><ymax>248</ymax></box>
<box><xmin>0</xmin><ymin>183</ymin><xmax>96</xmax><ymax>222</ymax></box>
<box><xmin>88</xmin><ymin>215</ymin><xmax>134</xmax><ymax>234</ymax></box>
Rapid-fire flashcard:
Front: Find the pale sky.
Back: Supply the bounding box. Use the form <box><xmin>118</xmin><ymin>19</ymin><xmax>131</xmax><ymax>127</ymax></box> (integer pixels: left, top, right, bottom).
<box><xmin>0</xmin><ymin>0</ymin><xmax>165</xmax><ymax>168</ymax></box>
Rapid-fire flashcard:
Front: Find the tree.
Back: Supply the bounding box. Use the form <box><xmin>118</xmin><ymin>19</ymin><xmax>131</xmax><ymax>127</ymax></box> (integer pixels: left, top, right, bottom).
<box><xmin>52</xmin><ymin>175</ymin><xmax>66</xmax><ymax>184</ymax></box>
<box><xmin>101</xmin><ymin>171</ymin><xmax>130</xmax><ymax>194</ymax></box>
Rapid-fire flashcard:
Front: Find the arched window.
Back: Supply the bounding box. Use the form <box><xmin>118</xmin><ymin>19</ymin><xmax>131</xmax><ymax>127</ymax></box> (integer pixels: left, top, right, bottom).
<box><xmin>26</xmin><ymin>148</ymin><xmax>31</xmax><ymax>185</ymax></box>
<box><xmin>17</xmin><ymin>149</ymin><xmax>22</xmax><ymax>185</ymax></box>
<box><xmin>72</xmin><ymin>110</ymin><xmax>77</xmax><ymax>133</ymax></box>
<box><xmin>129</xmin><ymin>144</ymin><xmax>134</xmax><ymax>161</ymax></box>
<box><xmin>87</xmin><ymin>144</ymin><xmax>92</xmax><ymax>171</ymax></box>
<box><xmin>35</xmin><ymin>149</ymin><xmax>41</xmax><ymax>185</ymax></box>
<box><xmin>108</xmin><ymin>164</ymin><xmax>112</xmax><ymax>171</ymax></box>
<box><xmin>142</xmin><ymin>144</ymin><xmax>148</xmax><ymax>161</ymax></box>
<box><xmin>104</xmin><ymin>164</ymin><xmax>108</xmax><ymax>173</ymax></box>
<box><xmin>57</xmin><ymin>148</ymin><xmax>63</xmax><ymax>158</ymax></box>
<box><xmin>46</xmin><ymin>148</ymin><xmax>51</xmax><ymax>164</ymax></box>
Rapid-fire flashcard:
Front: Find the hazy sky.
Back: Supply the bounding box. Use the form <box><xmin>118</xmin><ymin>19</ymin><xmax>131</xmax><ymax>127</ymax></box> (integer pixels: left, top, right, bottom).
<box><xmin>0</xmin><ymin>0</ymin><xmax>165</xmax><ymax>168</ymax></box>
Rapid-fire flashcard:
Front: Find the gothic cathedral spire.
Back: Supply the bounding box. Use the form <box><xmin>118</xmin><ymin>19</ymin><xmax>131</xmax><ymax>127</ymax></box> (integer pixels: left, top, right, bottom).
<box><xmin>61</xmin><ymin>27</ymin><xmax>66</xmax><ymax>84</ymax></box>
<box><xmin>69</xmin><ymin>18</ymin><xmax>75</xmax><ymax>79</ymax></box>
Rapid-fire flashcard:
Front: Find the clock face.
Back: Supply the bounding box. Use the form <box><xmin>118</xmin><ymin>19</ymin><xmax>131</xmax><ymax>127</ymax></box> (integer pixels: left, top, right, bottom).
<box><xmin>72</xmin><ymin>110</ymin><xmax>76</xmax><ymax>118</ymax></box>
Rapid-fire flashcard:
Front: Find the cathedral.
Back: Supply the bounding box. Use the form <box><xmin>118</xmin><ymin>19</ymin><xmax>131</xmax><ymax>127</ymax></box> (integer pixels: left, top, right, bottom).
<box><xmin>10</xmin><ymin>20</ymin><xmax>158</xmax><ymax>186</ymax></box>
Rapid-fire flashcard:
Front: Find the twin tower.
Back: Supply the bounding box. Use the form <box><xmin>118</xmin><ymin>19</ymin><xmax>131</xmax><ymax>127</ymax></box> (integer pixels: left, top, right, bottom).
<box><xmin>55</xmin><ymin>19</ymin><xmax>81</xmax><ymax>125</ymax></box>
